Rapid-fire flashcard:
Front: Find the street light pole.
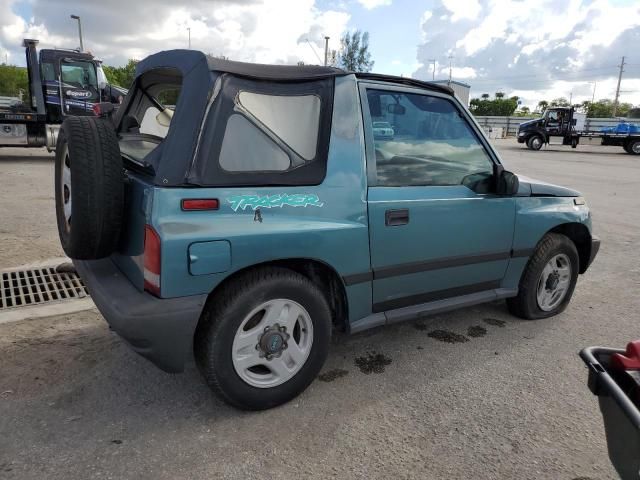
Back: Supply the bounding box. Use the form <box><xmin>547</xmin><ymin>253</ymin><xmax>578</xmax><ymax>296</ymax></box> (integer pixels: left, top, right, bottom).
<box><xmin>428</xmin><ymin>59</ymin><xmax>436</xmax><ymax>80</ymax></box>
<box><xmin>70</xmin><ymin>15</ymin><xmax>83</xmax><ymax>52</ymax></box>
<box><xmin>187</xmin><ymin>28</ymin><xmax>191</xmax><ymax>49</ymax></box>
<box><xmin>323</xmin><ymin>36</ymin><xmax>329</xmax><ymax>66</ymax></box>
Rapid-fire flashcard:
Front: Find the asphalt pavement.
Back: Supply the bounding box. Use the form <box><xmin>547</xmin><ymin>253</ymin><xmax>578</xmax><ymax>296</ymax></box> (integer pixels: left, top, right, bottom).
<box><xmin>1</xmin><ymin>139</ymin><xmax>638</xmax><ymax>479</ymax></box>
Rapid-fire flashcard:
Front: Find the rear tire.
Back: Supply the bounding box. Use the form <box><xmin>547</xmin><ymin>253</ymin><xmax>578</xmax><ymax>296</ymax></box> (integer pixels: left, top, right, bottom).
<box><xmin>507</xmin><ymin>233</ymin><xmax>579</xmax><ymax>320</ymax></box>
<box><xmin>527</xmin><ymin>135</ymin><xmax>543</xmax><ymax>151</ymax></box>
<box><xmin>195</xmin><ymin>267</ymin><xmax>332</xmax><ymax>410</ymax></box>
<box><xmin>54</xmin><ymin>116</ymin><xmax>123</xmax><ymax>259</ymax></box>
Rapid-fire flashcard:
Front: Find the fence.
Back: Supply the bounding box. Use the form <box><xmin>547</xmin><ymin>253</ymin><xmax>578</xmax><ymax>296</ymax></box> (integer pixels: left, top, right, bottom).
<box><xmin>474</xmin><ymin>116</ymin><xmax>639</xmax><ymax>137</ymax></box>
<box><xmin>0</xmin><ymin>96</ymin><xmax>20</xmax><ymax>109</ymax></box>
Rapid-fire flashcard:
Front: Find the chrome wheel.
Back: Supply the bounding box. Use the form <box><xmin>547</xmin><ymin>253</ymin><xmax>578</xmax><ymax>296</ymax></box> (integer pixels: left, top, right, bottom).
<box><xmin>632</xmin><ymin>142</ymin><xmax>640</xmax><ymax>154</ymax></box>
<box><xmin>59</xmin><ymin>143</ymin><xmax>72</xmax><ymax>231</ymax></box>
<box><xmin>232</xmin><ymin>299</ymin><xmax>314</xmax><ymax>388</ymax></box>
<box><xmin>536</xmin><ymin>253</ymin><xmax>571</xmax><ymax>311</ymax></box>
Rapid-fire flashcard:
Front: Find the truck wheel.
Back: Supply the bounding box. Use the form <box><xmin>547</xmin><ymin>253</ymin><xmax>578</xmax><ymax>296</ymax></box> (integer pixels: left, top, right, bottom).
<box><xmin>626</xmin><ymin>140</ymin><xmax>640</xmax><ymax>155</ymax></box>
<box><xmin>571</xmin><ymin>138</ymin><xmax>578</xmax><ymax>148</ymax></box>
<box><xmin>507</xmin><ymin>233</ymin><xmax>579</xmax><ymax>320</ymax></box>
<box><xmin>195</xmin><ymin>267</ymin><xmax>331</xmax><ymax>410</ymax></box>
<box><xmin>527</xmin><ymin>135</ymin><xmax>543</xmax><ymax>151</ymax></box>
<box><xmin>54</xmin><ymin>116</ymin><xmax>123</xmax><ymax>260</ymax></box>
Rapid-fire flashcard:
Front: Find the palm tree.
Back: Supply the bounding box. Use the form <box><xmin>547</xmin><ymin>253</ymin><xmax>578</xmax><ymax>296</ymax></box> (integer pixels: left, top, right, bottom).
<box><xmin>495</xmin><ymin>92</ymin><xmax>505</xmax><ymax>99</ymax></box>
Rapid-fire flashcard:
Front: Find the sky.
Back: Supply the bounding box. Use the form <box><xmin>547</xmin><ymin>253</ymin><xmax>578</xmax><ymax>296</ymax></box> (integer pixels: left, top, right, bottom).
<box><xmin>1</xmin><ymin>0</ymin><xmax>639</xmax><ymax>108</ymax></box>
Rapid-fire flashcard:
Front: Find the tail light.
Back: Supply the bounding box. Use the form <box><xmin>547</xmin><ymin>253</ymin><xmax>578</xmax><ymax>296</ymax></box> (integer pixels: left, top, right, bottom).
<box><xmin>143</xmin><ymin>225</ymin><xmax>161</xmax><ymax>296</ymax></box>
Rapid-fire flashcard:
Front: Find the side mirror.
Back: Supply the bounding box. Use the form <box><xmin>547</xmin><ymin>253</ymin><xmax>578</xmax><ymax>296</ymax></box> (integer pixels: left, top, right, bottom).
<box><xmin>496</xmin><ymin>169</ymin><xmax>519</xmax><ymax>195</ymax></box>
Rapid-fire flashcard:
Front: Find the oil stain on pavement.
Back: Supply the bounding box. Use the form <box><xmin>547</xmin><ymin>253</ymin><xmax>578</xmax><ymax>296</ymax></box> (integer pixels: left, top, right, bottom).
<box><xmin>427</xmin><ymin>330</ymin><xmax>469</xmax><ymax>343</ymax></box>
<box><xmin>354</xmin><ymin>352</ymin><xmax>392</xmax><ymax>374</ymax></box>
<box><xmin>467</xmin><ymin>325</ymin><xmax>487</xmax><ymax>338</ymax></box>
<box><xmin>483</xmin><ymin>318</ymin><xmax>506</xmax><ymax>327</ymax></box>
<box><xmin>318</xmin><ymin>369</ymin><xmax>349</xmax><ymax>382</ymax></box>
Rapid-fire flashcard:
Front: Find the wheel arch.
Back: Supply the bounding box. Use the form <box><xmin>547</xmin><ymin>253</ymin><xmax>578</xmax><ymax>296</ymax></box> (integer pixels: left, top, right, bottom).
<box><xmin>547</xmin><ymin>222</ymin><xmax>592</xmax><ymax>274</ymax></box>
<box><xmin>197</xmin><ymin>258</ymin><xmax>349</xmax><ymax>335</ymax></box>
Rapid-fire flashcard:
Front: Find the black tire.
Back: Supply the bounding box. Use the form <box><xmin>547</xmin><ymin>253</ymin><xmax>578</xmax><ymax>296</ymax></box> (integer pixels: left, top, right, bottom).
<box><xmin>54</xmin><ymin>116</ymin><xmax>123</xmax><ymax>259</ymax></box>
<box><xmin>507</xmin><ymin>233</ymin><xmax>579</xmax><ymax>320</ymax></box>
<box><xmin>626</xmin><ymin>139</ymin><xmax>640</xmax><ymax>155</ymax></box>
<box><xmin>527</xmin><ymin>134</ymin><xmax>543</xmax><ymax>151</ymax></box>
<box><xmin>195</xmin><ymin>267</ymin><xmax>332</xmax><ymax>410</ymax></box>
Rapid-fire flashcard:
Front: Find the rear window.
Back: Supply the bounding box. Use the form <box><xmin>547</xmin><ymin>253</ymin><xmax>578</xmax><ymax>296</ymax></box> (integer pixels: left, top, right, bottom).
<box><xmin>117</xmin><ymin>68</ymin><xmax>183</xmax><ymax>168</ymax></box>
<box><xmin>189</xmin><ymin>75</ymin><xmax>333</xmax><ymax>187</ymax></box>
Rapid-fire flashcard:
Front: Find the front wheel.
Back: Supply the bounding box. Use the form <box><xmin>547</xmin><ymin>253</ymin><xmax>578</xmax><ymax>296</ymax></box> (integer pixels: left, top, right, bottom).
<box><xmin>507</xmin><ymin>233</ymin><xmax>579</xmax><ymax>320</ymax></box>
<box><xmin>626</xmin><ymin>139</ymin><xmax>640</xmax><ymax>155</ymax></box>
<box><xmin>527</xmin><ymin>135</ymin><xmax>543</xmax><ymax>151</ymax></box>
<box><xmin>195</xmin><ymin>267</ymin><xmax>331</xmax><ymax>410</ymax></box>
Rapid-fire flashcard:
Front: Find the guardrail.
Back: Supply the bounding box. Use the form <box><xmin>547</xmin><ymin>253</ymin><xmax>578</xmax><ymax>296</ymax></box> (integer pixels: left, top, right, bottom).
<box><xmin>474</xmin><ymin>116</ymin><xmax>640</xmax><ymax>137</ymax></box>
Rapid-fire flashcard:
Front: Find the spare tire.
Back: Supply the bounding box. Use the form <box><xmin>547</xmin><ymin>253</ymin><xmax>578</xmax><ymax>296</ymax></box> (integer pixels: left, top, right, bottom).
<box><xmin>55</xmin><ymin>116</ymin><xmax>123</xmax><ymax>260</ymax></box>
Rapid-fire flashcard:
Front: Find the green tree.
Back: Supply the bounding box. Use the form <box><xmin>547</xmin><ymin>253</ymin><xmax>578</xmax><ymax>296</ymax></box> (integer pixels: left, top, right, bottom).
<box><xmin>337</xmin><ymin>30</ymin><xmax>374</xmax><ymax>72</ymax></box>
<box><xmin>537</xmin><ymin>100</ymin><xmax>549</xmax><ymax>112</ymax></box>
<box><xmin>469</xmin><ymin>92</ymin><xmax>519</xmax><ymax>116</ymax></box>
<box><xmin>480</xmin><ymin>93</ymin><xmax>490</xmax><ymax>99</ymax></box>
<box><xmin>0</xmin><ymin>64</ymin><xmax>28</xmax><ymax>98</ymax></box>
<box><xmin>102</xmin><ymin>59</ymin><xmax>139</xmax><ymax>88</ymax></box>
<box><xmin>550</xmin><ymin>97</ymin><xmax>570</xmax><ymax>107</ymax></box>
<box><xmin>628</xmin><ymin>108</ymin><xmax>640</xmax><ymax>119</ymax></box>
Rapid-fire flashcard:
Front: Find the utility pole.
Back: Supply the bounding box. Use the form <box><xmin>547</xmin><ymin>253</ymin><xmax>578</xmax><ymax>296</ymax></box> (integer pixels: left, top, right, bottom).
<box><xmin>428</xmin><ymin>59</ymin><xmax>436</xmax><ymax>80</ymax></box>
<box><xmin>448</xmin><ymin>54</ymin><xmax>453</xmax><ymax>85</ymax></box>
<box><xmin>187</xmin><ymin>27</ymin><xmax>191</xmax><ymax>49</ymax></box>
<box><xmin>323</xmin><ymin>36</ymin><xmax>330</xmax><ymax>66</ymax></box>
<box><xmin>612</xmin><ymin>56</ymin><xmax>625</xmax><ymax>117</ymax></box>
<box><xmin>569</xmin><ymin>91</ymin><xmax>572</xmax><ymax>105</ymax></box>
<box><xmin>591</xmin><ymin>82</ymin><xmax>596</xmax><ymax>104</ymax></box>
<box><xmin>70</xmin><ymin>15</ymin><xmax>83</xmax><ymax>51</ymax></box>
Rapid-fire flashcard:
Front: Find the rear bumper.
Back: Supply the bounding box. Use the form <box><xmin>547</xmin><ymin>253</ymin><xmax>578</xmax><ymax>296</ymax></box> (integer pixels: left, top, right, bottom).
<box><xmin>74</xmin><ymin>258</ymin><xmax>207</xmax><ymax>373</ymax></box>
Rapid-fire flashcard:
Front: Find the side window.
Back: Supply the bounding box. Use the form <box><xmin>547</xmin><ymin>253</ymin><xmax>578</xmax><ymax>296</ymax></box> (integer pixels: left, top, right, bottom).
<box><xmin>192</xmin><ymin>76</ymin><xmax>333</xmax><ymax>187</ymax></box>
<box><xmin>218</xmin><ymin>91</ymin><xmax>321</xmax><ymax>173</ymax></box>
<box><xmin>365</xmin><ymin>89</ymin><xmax>494</xmax><ymax>188</ymax></box>
<box><xmin>219</xmin><ymin>114</ymin><xmax>290</xmax><ymax>171</ymax></box>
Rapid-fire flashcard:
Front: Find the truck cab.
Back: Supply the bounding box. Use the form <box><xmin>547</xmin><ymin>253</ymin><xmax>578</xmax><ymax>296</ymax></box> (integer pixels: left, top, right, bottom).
<box><xmin>0</xmin><ymin>39</ymin><xmax>125</xmax><ymax>151</ymax></box>
<box><xmin>517</xmin><ymin>107</ymin><xmax>586</xmax><ymax>150</ymax></box>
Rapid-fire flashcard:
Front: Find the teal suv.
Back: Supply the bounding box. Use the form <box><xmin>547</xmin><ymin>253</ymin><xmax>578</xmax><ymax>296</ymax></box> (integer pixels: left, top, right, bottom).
<box><xmin>54</xmin><ymin>50</ymin><xmax>599</xmax><ymax>410</ymax></box>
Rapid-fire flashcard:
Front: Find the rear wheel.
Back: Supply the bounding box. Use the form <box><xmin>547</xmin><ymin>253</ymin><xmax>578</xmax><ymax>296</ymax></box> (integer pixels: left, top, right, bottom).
<box><xmin>527</xmin><ymin>135</ymin><xmax>543</xmax><ymax>151</ymax></box>
<box><xmin>195</xmin><ymin>267</ymin><xmax>331</xmax><ymax>410</ymax></box>
<box><xmin>54</xmin><ymin>116</ymin><xmax>123</xmax><ymax>259</ymax></box>
<box><xmin>507</xmin><ymin>233</ymin><xmax>579</xmax><ymax>320</ymax></box>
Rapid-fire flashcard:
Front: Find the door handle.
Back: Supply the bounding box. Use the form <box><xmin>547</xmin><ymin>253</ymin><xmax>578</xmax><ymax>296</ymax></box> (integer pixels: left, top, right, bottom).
<box><xmin>385</xmin><ymin>209</ymin><xmax>409</xmax><ymax>226</ymax></box>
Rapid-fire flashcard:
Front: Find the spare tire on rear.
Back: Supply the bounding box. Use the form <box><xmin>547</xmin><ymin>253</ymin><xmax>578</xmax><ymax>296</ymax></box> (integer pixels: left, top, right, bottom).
<box><xmin>55</xmin><ymin>116</ymin><xmax>123</xmax><ymax>260</ymax></box>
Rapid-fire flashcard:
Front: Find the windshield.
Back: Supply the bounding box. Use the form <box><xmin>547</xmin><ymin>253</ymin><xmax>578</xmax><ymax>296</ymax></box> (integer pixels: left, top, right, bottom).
<box><xmin>61</xmin><ymin>60</ymin><xmax>98</xmax><ymax>89</ymax></box>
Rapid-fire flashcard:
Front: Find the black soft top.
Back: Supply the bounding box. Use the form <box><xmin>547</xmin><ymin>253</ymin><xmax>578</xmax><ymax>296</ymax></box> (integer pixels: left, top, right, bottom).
<box><xmin>127</xmin><ymin>50</ymin><xmax>454</xmax><ymax>186</ymax></box>
<box><xmin>134</xmin><ymin>49</ymin><xmax>453</xmax><ymax>95</ymax></box>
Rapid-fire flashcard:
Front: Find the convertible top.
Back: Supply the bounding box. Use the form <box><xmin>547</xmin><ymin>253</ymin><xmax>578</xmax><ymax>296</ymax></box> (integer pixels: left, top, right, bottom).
<box><xmin>134</xmin><ymin>49</ymin><xmax>453</xmax><ymax>95</ymax></box>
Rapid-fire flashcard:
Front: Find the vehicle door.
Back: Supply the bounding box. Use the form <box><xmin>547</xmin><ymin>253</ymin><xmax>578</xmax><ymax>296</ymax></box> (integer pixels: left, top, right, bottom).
<box><xmin>361</xmin><ymin>83</ymin><xmax>516</xmax><ymax>313</ymax></box>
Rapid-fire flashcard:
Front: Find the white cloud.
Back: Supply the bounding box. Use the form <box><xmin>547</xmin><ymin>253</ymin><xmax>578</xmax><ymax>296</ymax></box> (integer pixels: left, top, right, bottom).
<box><xmin>357</xmin><ymin>0</ymin><xmax>392</xmax><ymax>9</ymax></box>
<box><xmin>450</xmin><ymin>66</ymin><xmax>477</xmax><ymax>79</ymax></box>
<box><xmin>415</xmin><ymin>0</ymin><xmax>640</xmax><ymax>105</ymax></box>
<box><xmin>441</xmin><ymin>0</ymin><xmax>481</xmax><ymax>21</ymax></box>
<box><xmin>0</xmin><ymin>0</ymin><xmax>350</xmax><ymax>67</ymax></box>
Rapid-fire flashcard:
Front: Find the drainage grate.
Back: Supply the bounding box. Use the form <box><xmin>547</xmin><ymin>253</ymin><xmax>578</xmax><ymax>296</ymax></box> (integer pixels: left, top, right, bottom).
<box><xmin>0</xmin><ymin>266</ymin><xmax>88</xmax><ymax>310</ymax></box>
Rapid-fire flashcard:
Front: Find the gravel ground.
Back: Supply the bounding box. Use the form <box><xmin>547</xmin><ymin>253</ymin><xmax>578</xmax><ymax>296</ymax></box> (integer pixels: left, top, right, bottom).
<box><xmin>1</xmin><ymin>140</ymin><xmax>639</xmax><ymax>479</ymax></box>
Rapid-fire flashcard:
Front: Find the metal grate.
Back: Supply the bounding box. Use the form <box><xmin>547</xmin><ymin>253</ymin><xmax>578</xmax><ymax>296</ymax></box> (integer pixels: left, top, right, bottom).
<box><xmin>0</xmin><ymin>266</ymin><xmax>88</xmax><ymax>310</ymax></box>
